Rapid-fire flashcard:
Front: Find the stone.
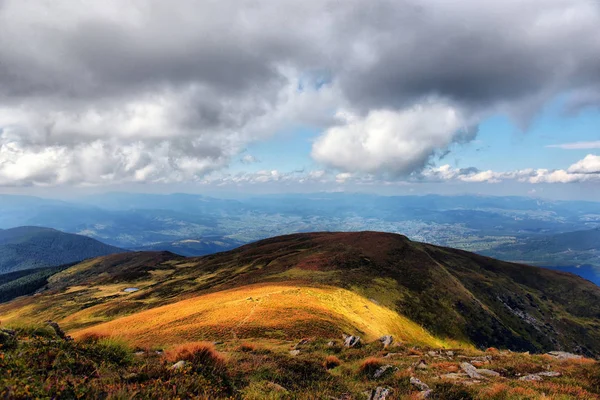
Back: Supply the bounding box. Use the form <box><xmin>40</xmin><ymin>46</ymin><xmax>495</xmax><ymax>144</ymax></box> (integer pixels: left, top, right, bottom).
<box><xmin>519</xmin><ymin>374</ymin><xmax>543</xmax><ymax>382</ymax></box>
<box><xmin>415</xmin><ymin>359</ymin><xmax>428</xmax><ymax>370</ymax></box>
<box><xmin>327</xmin><ymin>341</ymin><xmax>336</xmax><ymax>347</ymax></box>
<box><xmin>427</xmin><ymin>351</ymin><xmax>438</xmax><ymax>357</ymax></box>
<box><xmin>366</xmin><ymin>387</ymin><xmax>391</xmax><ymax>400</ymax></box>
<box><xmin>460</xmin><ymin>362</ymin><xmax>484</xmax><ymax>379</ymax></box>
<box><xmin>343</xmin><ymin>334</ymin><xmax>361</xmax><ymax>348</ymax></box>
<box><xmin>265</xmin><ymin>382</ymin><xmax>288</xmax><ymax>392</ymax></box>
<box><xmin>410</xmin><ymin>377</ymin><xmax>430</xmax><ymax>391</ymax></box>
<box><xmin>373</xmin><ymin>365</ymin><xmax>397</xmax><ymax>379</ymax></box>
<box><xmin>289</xmin><ymin>349</ymin><xmax>301</xmax><ymax>356</ymax></box>
<box><xmin>294</xmin><ymin>338</ymin><xmax>310</xmax><ymax>349</ymax></box>
<box><xmin>379</xmin><ymin>335</ymin><xmax>394</xmax><ymax>348</ymax></box>
<box><xmin>46</xmin><ymin>320</ymin><xmax>71</xmax><ymax>341</ymax></box>
<box><xmin>446</xmin><ymin>351</ymin><xmax>455</xmax><ymax>357</ymax></box>
<box><xmin>547</xmin><ymin>351</ymin><xmax>583</xmax><ymax>360</ymax></box>
<box><xmin>537</xmin><ymin>371</ymin><xmax>561</xmax><ymax>377</ymax></box>
<box><xmin>170</xmin><ymin>360</ymin><xmax>186</xmax><ymax>370</ymax></box>
<box><xmin>477</xmin><ymin>369</ymin><xmax>500</xmax><ymax>377</ymax></box>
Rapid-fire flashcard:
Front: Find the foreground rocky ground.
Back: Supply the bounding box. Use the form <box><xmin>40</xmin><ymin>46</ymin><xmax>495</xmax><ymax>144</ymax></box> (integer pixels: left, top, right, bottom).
<box><xmin>1</xmin><ymin>325</ymin><xmax>599</xmax><ymax>399</ymax></box>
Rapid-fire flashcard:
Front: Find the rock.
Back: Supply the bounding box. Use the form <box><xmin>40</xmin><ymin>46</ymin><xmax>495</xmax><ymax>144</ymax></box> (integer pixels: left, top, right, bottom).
<box><xmin>477</xmin><ymin>369</ymin><xmax>500</xmax><ymax>377</ymax></box>
<box><xmin>427</xmin><ymin>351</ymin><xmax>438</xmax><ymax>357</ymax></box>
<box><xmin>460</xmin><ymin>362</ymin><xmax>484</xmax><ymax>379</ymax></box>
<box><xmin>519</xmin><ymin>371</ymin><xmax>561</xmax><ymax>381</ymax></box>
<box><xmin>366</xmin><ymin>387</ymin><xmax>391</xmax><ymax>400</ymax></box>
<box><xmin>327</xmin><ymin>341</ymin><xmax>336</xmax><ymax>347</ymax></box>
<box><xmin>134</xmin><ymin>351</ymin><xmax>145</xmax><ymax>356</ymax></box>
<box><xmin>446</xmin><ymin>351</ymin><xmax>455</xmax><ymax>357</ymax></box>
<box><xmin>265</xmin><ymin>382</ymin><xmax>288</xmax><ymax>392</ymax></box>
<box><xmin>289</xmin><ymin>350</ymin><xmax>301</xmax><ymax>356</ymax></box>
<box><xmin>373</xmin><ymin>365</ymin><xmax>397</xmax><ymax>379</ymax></box>
<box><xmin>123</xmin><ymin>287</ymin><xmax>139</xmax><ymax>293</ymax></box>
<box><xmin>379</xmin><ymin>335</ymin><xmax>394</xmax><ymax>348</ymax></box>
<box><xmin>415</xmin><ymin>359</ymin><xmax>428</xmax><ymax>370</ymax></box>
<box><xmin>410</xmin><ymin>377</ymin><xmax>430</xmax><ymax>391</ymax></box>
<box><xmin>537</xmin><ymin>371</ymin><xmax>561</xmax><ymax>377</ymax></box>
<box><xmin>170</xmin><ymin>360</ymin><xmax>186</xmax><ymax>370</ymax></box>
<box><xmin>547</xmin><ymin>351</ymin><xmax>583</xmax><ymax>360</ymax></box>
<box><xmin>519</xmin><ymin>374</ymin><xmax>543</xmax><ymax>382</ymax></box>
<box><xmin>294</xmin><ymin>338</ymin><xmax>310</xmax><ymax>349</ymax></box>
<box><xmin>383</xmin><ymin>352</ymin><xmax>399</xmax><ymax>358</ymax></box>
<box><xmin>419</xmin><ymin>389</ymin><xmax>433</xmax><ymax>399</ymax></box>
<box><xmin>46</xmin><ymin>320</ymin><xmax>71</xmax><ymax>341</ymax></box>
<box><xmin>343</xmin><ymin>334</ymin><xmax>361</xmax><ymax>348</ymax></box>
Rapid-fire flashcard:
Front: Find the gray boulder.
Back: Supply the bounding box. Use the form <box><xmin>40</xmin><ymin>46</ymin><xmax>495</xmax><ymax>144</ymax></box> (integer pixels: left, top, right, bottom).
<box><xmin>343</xmin><ymin>334</ymin><xmax>361</xmax><ymax>348</ymax></box>
<box><xmin>379</xmin><ymin>335</ymin><xmax>393</xmax><ymax>348</ymax></box>
<box><xmin>366</xmin><ymin>387</ymin><xmax>391</xmax><ymax>400</ymax></box>
<box><xmin>410</xmin><ymin>376</ymin><xmax>430</xmax><ymax>391</ymax></box>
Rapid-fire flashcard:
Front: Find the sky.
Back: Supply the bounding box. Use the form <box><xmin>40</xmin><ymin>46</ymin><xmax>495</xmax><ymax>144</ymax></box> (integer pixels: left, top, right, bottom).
<box><xmin>0</xmin><ymin>0</ymin><xmax>599</xmax><ymax>200</ymax></box>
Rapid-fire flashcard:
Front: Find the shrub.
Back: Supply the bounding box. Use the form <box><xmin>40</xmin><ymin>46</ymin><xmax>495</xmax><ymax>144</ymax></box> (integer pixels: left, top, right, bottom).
<box><xmin>91</xmin><ymin>337</ymin><xmax>132</xmax><ymax>366</ymax></box>
<box><xmin>0</xmin><ymin>330</ymin><xmax>17</xmax><ymax>350</ymax></box>
<box><xmin>323</xmin><ymin>355</ymin><xmax>341</xmax><ymax>370</ymax></box>
<box><xmin>167</xmin><ymin>342</ymin><xmax>226</xmax><ymax>376</ymax></box>
<box><xmin>358</xmin><ymin>357</ymin><xmax>383</xmax><ymax>377</ymax></box>
<box><xmin>78</xmin><ymin>332</ymin><xmax>108</xmax><ymax>344</ymax></box>
<box><xmin>239</xmin><ymin>342</ymin><xmax>257</xmax><ymax>352</ymax></box>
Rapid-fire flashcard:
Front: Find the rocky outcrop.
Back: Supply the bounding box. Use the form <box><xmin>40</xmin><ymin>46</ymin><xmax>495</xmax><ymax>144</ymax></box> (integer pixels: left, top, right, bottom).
<box><xmin>343</xmin><ymin>334</ymin><xmax>361</xmax><ymax>348</ymax></box>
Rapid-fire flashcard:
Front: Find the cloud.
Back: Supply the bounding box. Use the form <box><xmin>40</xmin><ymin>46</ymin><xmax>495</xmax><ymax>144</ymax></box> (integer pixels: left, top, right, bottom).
<box><xmin>547</xmin><ymin>141</ymin><xmax>600</xmax><ymax>150</ymax></box>
<box><xmin>567</xmin><ymin>154</ymin><xmax>600</xmax><ymax>174</ymax></box>
<box><xmin>312</xmin><ymin>101</ymin><xmax>475</xmax><ymax>176</ymax></box>
<box><xmin>240</xmin><ymin>155</ymin><xmax>260</xmax><ymax>164</ymax></box>
<box><xmin>420</xmin><ymin>154</ymin><xmax>600</xmax><ymax>184</ymax></box>
<box><xmin>0</xmin><ymin>0</ymin><xmax>599</xmax><ymax>185</ymax></box>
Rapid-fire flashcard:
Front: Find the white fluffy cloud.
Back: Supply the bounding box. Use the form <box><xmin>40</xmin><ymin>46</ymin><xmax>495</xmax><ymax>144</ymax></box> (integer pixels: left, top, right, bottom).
<box><xmin>421</xmin><ymin>155</ymin><xmax>600</xmax><ymax>184</ymax></box>
<box><xmin>0</xmin><ymin>0</ymin><xmax>599</xmax><ymax>185</ymax></box>
<box><xmin>311</xmin><ymin>102</ymin><xmax>473</xmax><ymax>176</ymax></box>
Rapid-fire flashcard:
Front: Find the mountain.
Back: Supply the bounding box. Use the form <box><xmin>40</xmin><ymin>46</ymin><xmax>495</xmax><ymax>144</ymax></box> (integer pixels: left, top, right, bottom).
<box><xmin>482</xmin><ymin>227</ymin><xmax>600</xmax><ymax>269</ymax></box>
<box><xmin>0</xmin><ymin>226</ymin><xmax>125</xmax><ymax>274</ymax></box>
<box><xmin>134</xmin><ymin>237</ymin><xmax>245</xmax><ymax>256</ymax></box>
<box><xmin>2</xmin><ymin>193</ymin><xmax>600</xmax><ymax>250</ymax></box>
<box><xmin>2</xmin><ymin>231</ymin><xmax>599</xmax><ymax>358</ymax></box>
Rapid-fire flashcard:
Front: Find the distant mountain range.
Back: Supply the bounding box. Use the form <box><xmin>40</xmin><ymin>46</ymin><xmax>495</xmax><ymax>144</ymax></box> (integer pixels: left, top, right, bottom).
<box><xmin>0</xmin><ymin>226</ymin><xmax>124</xmax><ymax>274</ymax></box>
<box><xmin>135</xmin><ymin>237</ymin><xmax>245</xmax><ymax>256</ymax></box>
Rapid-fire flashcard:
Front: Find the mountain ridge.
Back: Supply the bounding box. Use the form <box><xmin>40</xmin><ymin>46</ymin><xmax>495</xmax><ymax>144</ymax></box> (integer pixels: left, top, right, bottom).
<box><xmin>1</xmin><ymin>231</ymin><xmax>599</xmax><ymax>357</ymax></box>
<box><xmin>0</xmin><ymin>226</ymin><xmax>125</xmax><ymax>274</ymax></box>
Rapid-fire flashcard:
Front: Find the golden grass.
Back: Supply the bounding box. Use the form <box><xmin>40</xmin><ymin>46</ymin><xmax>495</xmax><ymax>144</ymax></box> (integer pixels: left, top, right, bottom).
<box><xmin>71</xmin><ymin>282</ymin><xmax>466</xmax><ymax>349</ymax></box>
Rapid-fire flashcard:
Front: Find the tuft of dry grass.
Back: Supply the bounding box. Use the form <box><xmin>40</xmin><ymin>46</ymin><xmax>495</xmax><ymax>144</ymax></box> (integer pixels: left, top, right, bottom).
<box><xmin>77</xmin><ymin>331</ymin><xmax>108</xmax><ymax>343</ymax></box>
<box><xmin>165</xmin><ymin>341</ymin><xmax>226</xmax><ymax>376</ymax></box>
<box><xmin>238</xmin><ymin>342</ymin><xmax>258</xmax><ymax>352</ymax></box>
<box><xmin>323</xmin><ymin>355</ymin><xmax>342</xmax><ymax>370</ymax></box>
<box><xmin>358</xmin><ymin>357</ymin><xmax>384</xmax><ymax>377</ymax></box>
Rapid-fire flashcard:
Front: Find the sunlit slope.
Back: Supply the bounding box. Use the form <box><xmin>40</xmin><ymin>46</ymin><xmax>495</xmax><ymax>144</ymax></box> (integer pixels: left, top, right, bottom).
<box><xmin>2</xmin><ymin>231</ymin><xmax>600</xmax><ymax>355</ymax></box>
<box><xmin>71</xmin><ymin>283</ymin><xmax>459</xmax><ymax>349</ymax></box>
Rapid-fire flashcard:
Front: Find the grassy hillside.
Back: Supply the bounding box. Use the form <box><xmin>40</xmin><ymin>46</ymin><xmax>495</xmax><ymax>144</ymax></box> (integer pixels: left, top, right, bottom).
<box><xmin>2</xmin><ymin>231</ymin><xmax>599</xmax><ymax>358</ymax></box>
<box><xmin>0</xmin><ymin>226</ymin><xmax>125</xmax><ymax>274</ymax></box>
<box><xmin>2</xmin><ymin>326</ymin><xmax>600</xmax><ymax>399</ymax></box>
